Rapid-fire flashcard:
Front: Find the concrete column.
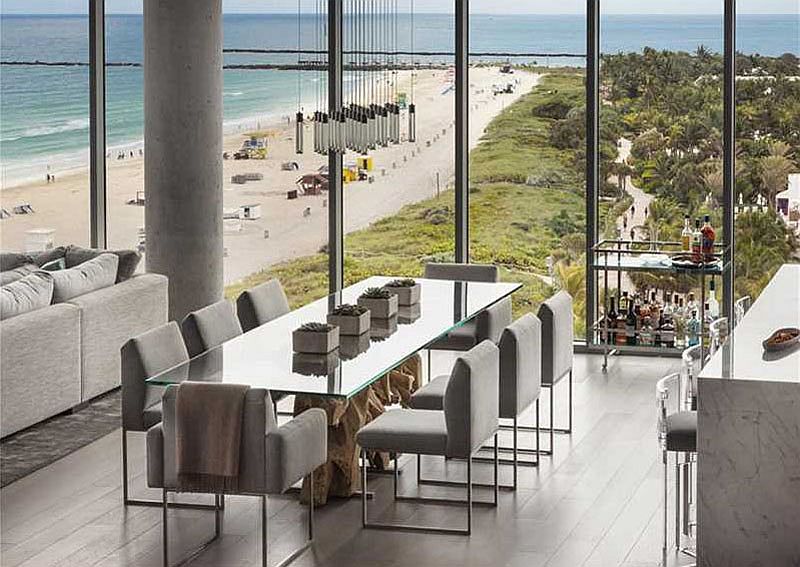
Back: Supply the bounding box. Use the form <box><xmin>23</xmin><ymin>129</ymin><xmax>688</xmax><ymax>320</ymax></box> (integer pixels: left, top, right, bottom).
<box><xmin>144</xmin><ymin>0</ymin><xmax>223</xmax><ymax>322</ymax></box>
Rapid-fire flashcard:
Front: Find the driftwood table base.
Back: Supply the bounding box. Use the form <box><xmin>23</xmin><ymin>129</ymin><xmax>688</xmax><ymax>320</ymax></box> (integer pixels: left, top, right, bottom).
<box><xmin>294</xmin><ymin>354</ymin><xmax>422</xmax><ymax>505</ymax></box>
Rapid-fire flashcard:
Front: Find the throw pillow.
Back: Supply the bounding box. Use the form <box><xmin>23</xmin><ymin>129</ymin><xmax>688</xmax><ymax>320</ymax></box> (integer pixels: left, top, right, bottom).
<box><xmin>0</xmin><ymin>263</ymin><xmax>39</xmax><ymax>286</ymax></box>
<box><xmin>31</xmin><ymin>246</ymin><xmax>67</xmax><ymax>267</ymax></box>
<box><xmin>40</xmin><ymin>257</ymin><xmax>67</xmax><ymax>271</ymax></box>
<box><xmin>51</xmin><ymin>253</ymin><xmax>119</xmax><ymax>303</ymax></box>
<box><xmin>0</xmin><ymin>246</ymin><xmax>66</xmax><ymax>271</ymax></box>
<box><xmin>65</xmin><ymin>245</ymin><xmax>141</xmax><ymax>282</ymax></box>
<box><xmin>0</xmin><ymin>271</ymin><xmax>55</xmax><ymax>320</ymax></box>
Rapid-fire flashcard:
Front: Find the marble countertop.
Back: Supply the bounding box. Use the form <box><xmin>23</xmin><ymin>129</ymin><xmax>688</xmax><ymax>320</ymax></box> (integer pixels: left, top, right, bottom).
<box><xmin>700</xmin><ymin>264</ymin><xmax>800</xmax><ymax>383</ymax></box>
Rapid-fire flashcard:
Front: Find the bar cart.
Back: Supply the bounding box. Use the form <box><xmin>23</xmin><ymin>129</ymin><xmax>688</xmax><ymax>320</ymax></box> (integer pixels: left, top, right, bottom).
<box><xmin>592</xmin><ymin>239</ymin><xmax>730</xmax><ymax>371</ymax></box>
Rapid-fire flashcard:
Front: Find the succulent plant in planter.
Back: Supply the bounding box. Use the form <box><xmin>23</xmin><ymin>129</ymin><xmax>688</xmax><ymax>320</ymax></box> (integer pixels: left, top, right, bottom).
<box><xmin>327</xmin><ymin>303</ymin><xmax>371</xmax><ymax>336</ymax></box>
<box><xmin>357</xmin><ymin>287</ymin><xmax>398</xmax><ymax>319</ymax></box>
<box><xmin>384</xmin><ymin>278</ymin><xmax>421</xmax><ymax>306</ymax></box>
<box><xmin>292</xmin><ymin>322</ymin><xmax>339</xmax><ymax>354</ymax></box>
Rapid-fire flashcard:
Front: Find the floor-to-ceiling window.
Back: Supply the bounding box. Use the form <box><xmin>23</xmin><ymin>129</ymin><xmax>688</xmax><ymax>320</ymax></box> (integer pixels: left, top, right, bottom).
<box><xmin>733</xmin><ymin>1</ymin><xmax>799</xmax><ymax>303</ymax></box>
<box><xmin>597</xmin><ymin>2</ymin><xmax>725</xmax><ymax>350</ymax></box>
<box><xmin>105</xmin><ymin>1</ymin><xmax>144</xmax><ymax>261</ymax></box>
<box><xmin>1</xmin><ymin>6</ymin><xmax>91</xmax><ymax>251</ymax></box>
<box><xmin>219</xmin><ymin>3</ymin><xmax>329</xmax><ymax>306</ymax></box>
<box><xmin>468</xmin><ymin>1</ymin><xmax>588</xmax><ymax>336</ymax></box>
<box><xmin>341</xmin><ymin>1</ymin><xmax>456</xmax><ymax>285</ymax></box>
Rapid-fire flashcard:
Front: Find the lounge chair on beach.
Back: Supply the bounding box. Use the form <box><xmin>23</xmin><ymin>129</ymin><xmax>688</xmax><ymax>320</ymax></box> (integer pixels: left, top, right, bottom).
<box><xmin>13</xmin><ymin>203</ymin><xmax>34</xmax><ymax>215</ymax></box>
<box><xmin>0</xmin><ymin>208</ymin><xmax>11</xmax><ymax>219</ymax></box>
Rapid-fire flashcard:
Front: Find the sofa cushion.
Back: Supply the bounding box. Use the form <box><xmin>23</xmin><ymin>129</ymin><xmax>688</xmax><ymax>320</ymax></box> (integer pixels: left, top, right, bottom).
<box><xmin>51</xmin><ymin>253</ymin><xmax>119</xmax><ymax>303</ymax></box>
<box><xmin>0</xmin><ymin>271</ymin><xmax>54</xmax><ymax>320</ymax></box>
<box><xmin>41</xmin><ymin>257</ymin><xmax>66</xmax><ymax>271</ymax></box>
<box><xmin>0</xmin><ymin>263</ymin><xmax>39</xmax><ymax>286</ymax></box>
<box><xmin>65</xmin><ymin>245</ymin><xmax>141</xmax><ymax>282</ymax></box>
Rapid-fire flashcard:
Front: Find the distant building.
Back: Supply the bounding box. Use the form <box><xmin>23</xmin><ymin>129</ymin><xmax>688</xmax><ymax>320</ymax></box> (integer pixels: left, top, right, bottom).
<box><xmin>777</xmin><ymin>173</ymin><xmax>800</xmax><ymax>234</ymax></box>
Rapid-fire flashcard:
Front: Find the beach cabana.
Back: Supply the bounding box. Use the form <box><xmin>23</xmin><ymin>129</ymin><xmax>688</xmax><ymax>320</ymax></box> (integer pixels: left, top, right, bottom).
<box><xmin>297</xmin><ymin>173</ymin><xmax>329</xmax><ymax>195</ymax></box>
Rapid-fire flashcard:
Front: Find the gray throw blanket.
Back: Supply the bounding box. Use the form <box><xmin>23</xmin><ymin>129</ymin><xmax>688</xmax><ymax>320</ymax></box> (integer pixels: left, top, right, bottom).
<box><xmin>175</xmin><ymin>382</ymin><xmax>249</xmax><ymax>493</ymax></box>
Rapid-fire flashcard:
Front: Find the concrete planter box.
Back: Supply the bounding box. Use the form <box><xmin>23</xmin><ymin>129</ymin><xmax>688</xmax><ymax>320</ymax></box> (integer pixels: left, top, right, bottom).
<box><xmin>292</xmin><ymin>351</ymin><xmax>340</xmax><ymax>377</ymax></box>
<box><xmin>340</xmin><ymin>332</ymin><xmax>371</xmax><ymax>360</ymax></box>
<box><xmin>292</xmin><ymin>326</ymin><xmax>340</xmax><ymax>354</ymax></box>
<box><xmin>398</xmin><ymin>303</ymin><xmax>422</xmax><ymax>324</ymax></box>
<box><xmin>358</xmin><ymin>295</ymin><xmax>398</xmax><ymax>319</ymax></box>
<box><xmin>385</xmin><ymin>283</ymin><xmax>421</xmax><ymax>306</ymax></box>
<box><xmin>370</xmin><ymin>315</ymin><xmax>398</xmax><ymax>340</ymax></box>
<box><xmin>327</xmin><ymin>311</ymin><xmax>371</xmax><ymax>336</ymax></box>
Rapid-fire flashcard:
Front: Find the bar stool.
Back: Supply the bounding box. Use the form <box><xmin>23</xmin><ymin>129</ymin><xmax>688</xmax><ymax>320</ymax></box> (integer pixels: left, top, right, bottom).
<box><xmin>708</xmin><ymin>317</ymin><xmax>729</xmax><ymax>357</ymax></box>
<box><xmin>734</xmin><ymin>296</ymin><xmax>751</xmax><ymax>326</ymax></box>
<box><xmin>146</xmin><ymin>385</ymin><xmax>327</xmax><ymax>567</ymax></box>
<box><xmin>409</xmin><ymin>313</ymin><xmax>542</xmax><ymax>488</ymax></box>
<box><xmin>657</xmin><ymin>365</ymin><xmax>697</xmax><ymax>566</ymax></box>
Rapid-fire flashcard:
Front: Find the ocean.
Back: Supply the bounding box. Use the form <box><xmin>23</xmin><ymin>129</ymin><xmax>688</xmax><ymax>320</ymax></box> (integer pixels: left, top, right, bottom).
<box><xmin>1</xmin><ymin>13</ymin><xmax>798</xmax><ymax>187</ymax></box>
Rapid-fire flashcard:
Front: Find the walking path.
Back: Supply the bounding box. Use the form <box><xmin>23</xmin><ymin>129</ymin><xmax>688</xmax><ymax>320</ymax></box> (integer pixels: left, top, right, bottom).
<box><xmin>615</xmin><ymin>138</ymin><xmax>654</xmax><ymax>241</ymax></box>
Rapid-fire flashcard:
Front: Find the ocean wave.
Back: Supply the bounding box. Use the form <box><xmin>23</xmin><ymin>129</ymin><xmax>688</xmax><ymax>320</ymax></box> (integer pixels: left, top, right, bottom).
<box><xmin>1</xmin><ymin>118</ymin><xmax>89</xmax><ymax>143</ymax></box>
<box><xmin>225</xmin><ymin>91</ymin><xmax>244</xmax><ymax>97</ymax></box>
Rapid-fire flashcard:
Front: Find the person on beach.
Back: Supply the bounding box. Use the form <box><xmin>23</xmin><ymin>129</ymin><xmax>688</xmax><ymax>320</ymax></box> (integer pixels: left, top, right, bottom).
<box><xmin>46</xmin><ymin>174</ymin><xmax>51</xmax><ymax>183</ymax></box>
<box><xmin>630</xmin><ymin>228</ymin><xmax>635</xmax><ymax>241</ymax></box>
<box><xmin>631</xmin><ymin>205</ymin><xmax>635</xmax><ymax>216</ymax></box>
<box><xmin>622</xmin><ymin>216</ymin><xmax>627</xmax><ymax>230</ymax></box>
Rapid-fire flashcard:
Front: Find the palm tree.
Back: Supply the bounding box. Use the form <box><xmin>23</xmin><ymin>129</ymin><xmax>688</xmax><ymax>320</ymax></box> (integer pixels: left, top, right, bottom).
<box><xmin>759</xmin><ymin>142</ymin><xmax>794</xmax><ymax>211</ymax></box>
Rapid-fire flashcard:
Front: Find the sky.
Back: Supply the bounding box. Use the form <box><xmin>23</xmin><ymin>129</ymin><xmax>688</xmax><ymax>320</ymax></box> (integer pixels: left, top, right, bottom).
<box><xmin>0</xmin><ymin>0</ymin><xmax>797</xmax><ymax>15</ymax></box>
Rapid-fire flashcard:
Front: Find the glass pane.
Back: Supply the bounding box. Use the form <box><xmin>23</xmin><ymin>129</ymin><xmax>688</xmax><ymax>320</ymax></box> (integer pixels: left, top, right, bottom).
<box><xmin>221</xmin><ymin>4</ymin><xmax>329</xmax><ymax>307</ymax></box>
<box><xmin>598</xmin><ymin>3</ymin><xmax>724</xmax><ymax>351</ymax></box>
<box><xmin>1</xmin><ymin>7</ymin><xmax>90</xmax><ymax>253</ymax></box>
<box><xmin>468</xmin><ymin>0</ymin><xmax>587</xmax><ymax>337</ymax></box>
<box><xmin>105</xmin><ymin>3</ymin><xmax>145</xmax><ymax>266</ymax></box>
<box><xmin>342</xmin><ymin>2</ymin><xmax>456</xmax><ymax>285</ymax></box>
<box><xmin>734</xmin><ymin>1</ymin><xmax>799</xmax><ymax>304</ymax></box>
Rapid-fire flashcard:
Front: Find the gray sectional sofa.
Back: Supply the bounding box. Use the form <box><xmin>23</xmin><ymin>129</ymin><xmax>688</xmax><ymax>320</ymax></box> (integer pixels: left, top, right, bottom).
<box><xmin>0</xmin><ymin>246</ymin><xmax>168</xmax><ymax>437</ymax></box>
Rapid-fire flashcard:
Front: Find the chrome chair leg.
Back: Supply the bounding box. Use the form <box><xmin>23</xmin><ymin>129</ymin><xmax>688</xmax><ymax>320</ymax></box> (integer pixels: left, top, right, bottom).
<box><xmin>162</xmin><ymin>489</ymin><xmax>222</xmax><ymax>567</ymax></box>
<box><xmin>363</xmin><ymin>449</ymin><xmax>483</xmax><ymax>535</ymax></box>
<box><xmin>675</xmin><ymin>459</ymin><xmax>681</xmax><ymax>551</ymax></box>
<box><xmin>476</xmin><ymin>401</ymin><xmax>542</xmax><ymax>468</ymax></box>
<box><xmin>124</xmin><ymin>429</ymin><xmax>221</xmax><ymax>511</ymax></box>
<box><xmin>419</xmin><ymin>432</ymin><xmax>513</xmax><ymax>491</ymax></box>
<box><xmin>663</xmin><ymin>451</ymin><xmax>668</xmax><ymax>567</ymax></box>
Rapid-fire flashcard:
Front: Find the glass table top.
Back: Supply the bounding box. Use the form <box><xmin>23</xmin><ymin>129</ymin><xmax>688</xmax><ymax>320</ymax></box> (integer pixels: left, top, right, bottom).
<box><xmin>147</xmin><ymin>276</ymin><xmax>521</xmax><ymax>398</ymax></box>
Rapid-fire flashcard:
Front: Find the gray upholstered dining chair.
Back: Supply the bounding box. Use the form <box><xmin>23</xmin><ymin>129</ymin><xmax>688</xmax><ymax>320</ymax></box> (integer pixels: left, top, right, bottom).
<box><xmin>121</xmin><ymin>321</ymin><xmax>222</xmax><ymax>510</ymax></box>
<box><xmin>423</xmin><ymin>262</ymin><xmax>512</xmax><ymax>368</ymax></box>
<box><xmin>536</xmin><ymin>290</ymin><xmax>574</xmax><ymax>456</ymax></box>
<box><xmin>409</xmin><ymin>313</ymin><xmax>542</xmax><ymax>489</ymax></box>
<box><xmin>236</xmin><ymin>279</ymin><xmax>291</xmax><ymax>332</ymax></box>
<box><xmin>657</xmin><ymin>365</ymin><xmax>697</xmax><ymax>566</ymax></box>
<box><xmin>180</xmin><ymin>299</ymin><xmax>243</xmax><ymax>358</ymax></box>
<box><xmin>356</xmin><ymin>340</ymin><xmax>500</xmax><ymax>535</ymax></box>
<box><xmin>147</xmin><ymin>385</ymin><xmax>327</xmax><ymax>567</ymax></box>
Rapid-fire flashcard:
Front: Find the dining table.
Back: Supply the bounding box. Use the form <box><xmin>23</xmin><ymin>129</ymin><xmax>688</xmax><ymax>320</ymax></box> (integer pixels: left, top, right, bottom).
<box><xmin>696</xmin><ymin>263</ymin><xmax>800</xmax><ymax>566</ymax></box>
<box><xmin>147</xmin><ymin>275</ymin><xmax>521</xmax><ymax>503</ymax></box>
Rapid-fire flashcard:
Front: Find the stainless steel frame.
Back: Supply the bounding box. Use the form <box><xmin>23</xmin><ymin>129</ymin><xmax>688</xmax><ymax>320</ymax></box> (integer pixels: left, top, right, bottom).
<box><xmin>89</xmin><ymin>0</ymin><xmax>107</xmax><ymax>249</ymax></box>
<box><xmin>121</xmin><ymin>428</ymin><xmax>222</xmax><ymax>511</ymax></box>
<box><xmin>161</xmin><ymin>472</ymin><xmax>315</xmax><ymax>567</ymax></box>
<box><xmin>361</xmin><ymin>438</ymin><xmax>499</xmax><ymax>536</ymax></box>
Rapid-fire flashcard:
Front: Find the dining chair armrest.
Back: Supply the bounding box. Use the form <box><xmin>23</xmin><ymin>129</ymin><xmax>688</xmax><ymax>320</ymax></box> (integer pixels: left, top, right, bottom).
<box><xmin>146</xmin><ymin>423</ymin><xmax>165</xmax><ymax>489</ymax></box>
<box><xmin>265</xmin><ymin>408</ymin><xmax>328</xmax><ymax>494</ymax></box>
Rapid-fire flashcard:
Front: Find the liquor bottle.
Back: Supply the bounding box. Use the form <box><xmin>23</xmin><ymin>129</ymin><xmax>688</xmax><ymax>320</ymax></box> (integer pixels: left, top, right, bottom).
<box><xmin>691</xmin><ymin>218</ymin><xmax>703</xmax><ymax>262</ymax></box>
<box><xmin>687</xmin><ymin>292</ymin><xmax>698</xmax><ymax>316</ymax></box>
<box><xmin>649</xmin><ymin>290</ymin><xmax>662</xmax><ymax>323</ymax></box>
<box><xmin>708</xmin><ymin>277</ymin><xmax>720</xmax><ymax>319</ymax></box>
<box><xmin>687</xmin><ymin>310</ymin><xmax>701</xmax><ymax>347</ymax></box>
<box><xmin>640</xmin><ymin>316</ymin><xmax>655</xmax><ymax>346</ymax></box>
<box><xmin>615</xmin><ymin>307</ymin><xmax>628</xmax><ymax>347</ymax></box>
<box><xmin>619</xmin><ymin>291</ymin><xmax>630</xmax><ymax>315</ymax></box>
<box><xmin>701</xmin><ymin>214</ymin><xmax>716</xmax><ymax>261</ymax></box>
<box><xmin>626</xmin><ymin>303</ymin><xmax>638</xmax><ymax>346</ymax></box>
<box><xmin>661</xmin><ymin>290</ymin><xmax>674</xmax><ymax>322</ymax></box>
<box><xmin>681</xmin><ymin>215</ymin><xmax>692</xmax><ymax>252</ymax></box>
<box><xmin>605</xmin><ymin>297</ymin><xmax>618</xmax><ymax>344</ymax></box>
<box><xmin>674</xmin><ymin>295</ymin><xmax>687</xmax><ymax>349</ymax></box>
<box><xmin>660</xmin><ymin>315</ymin><xmax>676</xmax><ymax>349</ymax></box>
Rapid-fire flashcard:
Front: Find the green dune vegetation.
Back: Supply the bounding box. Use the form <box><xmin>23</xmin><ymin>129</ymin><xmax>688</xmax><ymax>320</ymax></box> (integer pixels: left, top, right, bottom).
<box><xmin>226</xmin><ymin>69</ymin><xmax>593</xmax><ymax>334</ymax></box>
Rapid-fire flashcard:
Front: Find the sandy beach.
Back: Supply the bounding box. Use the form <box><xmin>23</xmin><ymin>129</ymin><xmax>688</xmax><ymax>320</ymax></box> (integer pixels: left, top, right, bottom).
<box><xmin>0</xmin><ymin>67</ymin><xmax>539</xmax><ymax>285</ymax></box>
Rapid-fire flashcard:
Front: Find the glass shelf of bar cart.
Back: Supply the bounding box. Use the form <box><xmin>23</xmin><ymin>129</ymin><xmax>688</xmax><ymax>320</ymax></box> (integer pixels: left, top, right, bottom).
<box><xmin>591</xmin><ymin>239</ymin><xmax>731</xmax><ymax>371</ymax></box>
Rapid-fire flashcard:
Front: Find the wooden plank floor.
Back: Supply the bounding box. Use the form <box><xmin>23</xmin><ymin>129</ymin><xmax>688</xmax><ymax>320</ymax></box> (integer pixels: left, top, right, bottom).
<box><xmin>0</xmin><ymin>353</ymin><xmax>697</xmax><ymax>567</ymax></box>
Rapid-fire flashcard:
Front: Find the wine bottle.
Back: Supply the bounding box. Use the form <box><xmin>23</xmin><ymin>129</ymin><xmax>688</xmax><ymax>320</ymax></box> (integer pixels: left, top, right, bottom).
<box><xmin>691</xmin><ymin>218</ymin><xmax>703</xmax><ymax>262</ymax></box>
<box><xmin>681</xmin><ymin>215</ymin><xmax>692</xmax><ymax>251</ymax></box>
